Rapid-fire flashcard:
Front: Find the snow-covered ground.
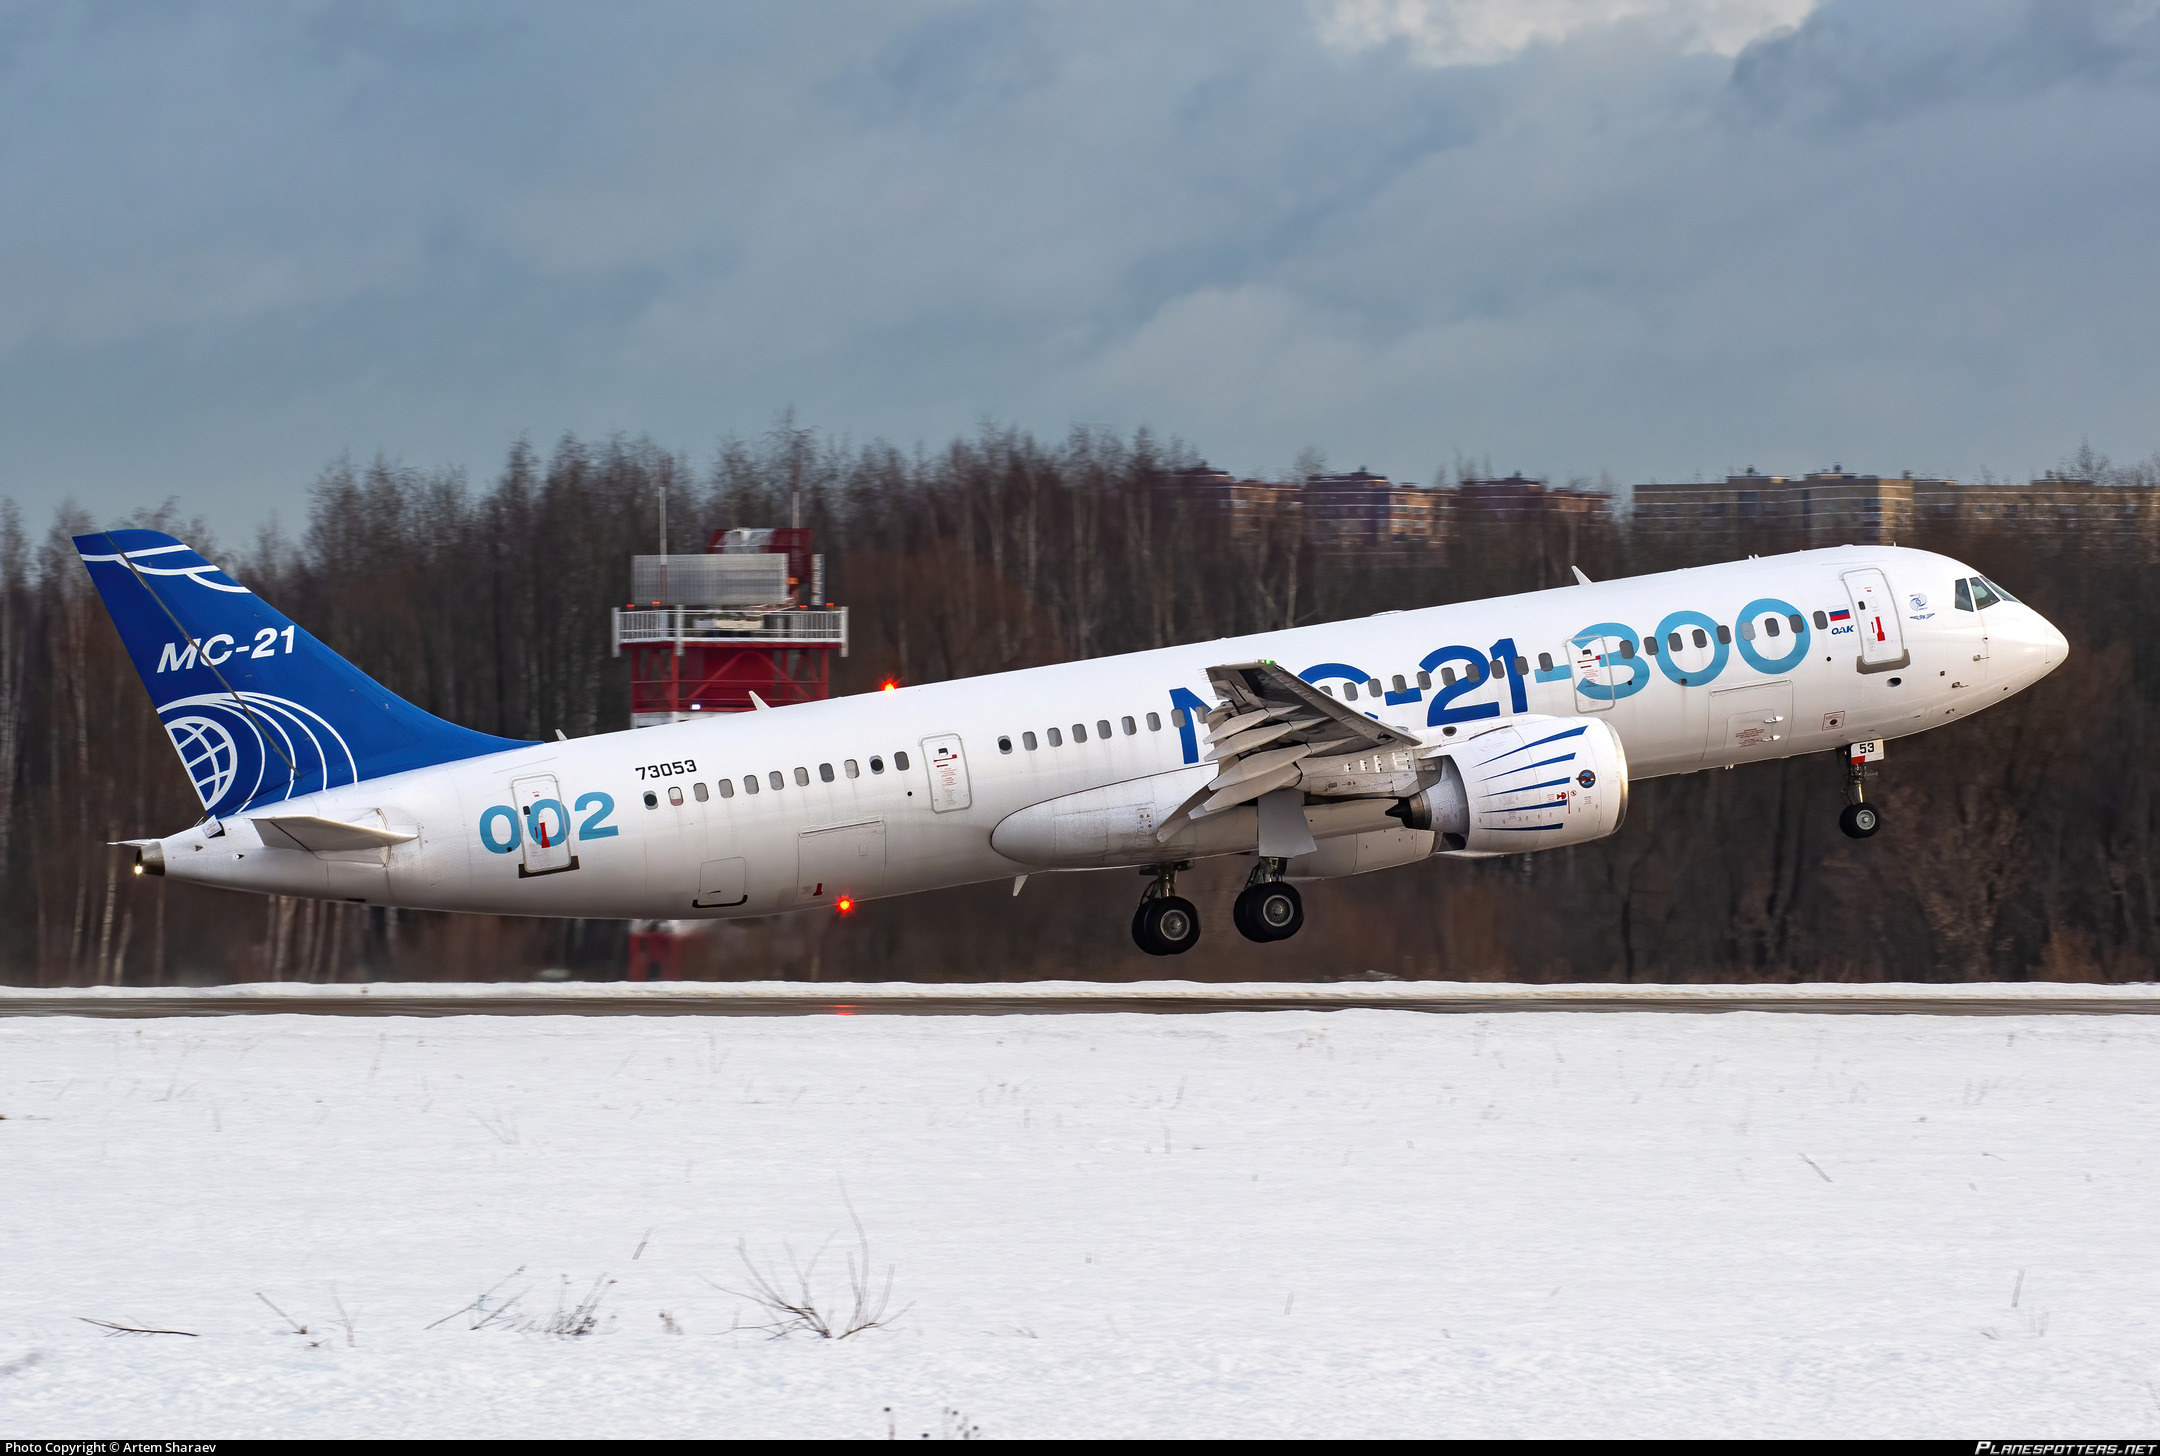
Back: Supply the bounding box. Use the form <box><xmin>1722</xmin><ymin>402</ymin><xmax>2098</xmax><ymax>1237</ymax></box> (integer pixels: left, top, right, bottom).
<box><xmin>2</xmin><ymin>1004</ymin><xmax>2155</xmax><ymax>1438</ymax></box>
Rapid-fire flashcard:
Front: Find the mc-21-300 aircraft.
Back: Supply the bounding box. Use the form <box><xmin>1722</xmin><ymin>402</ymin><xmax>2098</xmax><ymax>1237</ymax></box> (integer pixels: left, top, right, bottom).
<box><xmin>82</xmin><ymin>531</ymin><xmax>2065</xmax><ymax>955</ymax></box>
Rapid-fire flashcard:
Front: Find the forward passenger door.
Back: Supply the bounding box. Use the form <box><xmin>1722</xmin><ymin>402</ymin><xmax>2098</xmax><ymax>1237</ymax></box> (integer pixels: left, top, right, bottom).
<box><xmin>1842</xmin><ymin>569</ymin><xmax>1909</xmax><ymax>672</ymax></box>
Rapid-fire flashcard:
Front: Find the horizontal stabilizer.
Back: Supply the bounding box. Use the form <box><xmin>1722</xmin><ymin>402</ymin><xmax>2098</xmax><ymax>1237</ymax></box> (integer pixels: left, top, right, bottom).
<box><xmin>252</xmin><ymin>815</ymin><xmax>418</xmax><ymax>853</ymax></box>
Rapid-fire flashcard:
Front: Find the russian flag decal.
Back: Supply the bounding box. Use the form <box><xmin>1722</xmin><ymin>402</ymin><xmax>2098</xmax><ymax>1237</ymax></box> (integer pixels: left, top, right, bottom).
<box><xmin>1828</xmin><ymin>608</ymin><xmax>1851</xmax><ymax>621</ymax></box>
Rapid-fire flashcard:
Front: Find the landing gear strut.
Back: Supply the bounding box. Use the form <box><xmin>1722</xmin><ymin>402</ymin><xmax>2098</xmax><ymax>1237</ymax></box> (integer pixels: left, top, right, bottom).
<box><xmin>1839</xmin><ymin>752</ymin><xmax>1882</xmax><ymax>839</ymax></box>
<box><xmin>1232</xmin><ymin>859</ymin><xmax>1304</xmax><ymax>944</ymax></box>
<box><xmin>1132</xmin><ymin>864</ymin><xmax>1202</xmax><ymax>956</ymax></box>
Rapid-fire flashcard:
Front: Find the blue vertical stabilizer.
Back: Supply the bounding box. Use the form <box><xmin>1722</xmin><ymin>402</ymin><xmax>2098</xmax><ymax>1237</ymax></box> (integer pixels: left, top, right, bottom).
<box><xmin>76</xmin><ymin>529</ymin><xmax>536</xmax><ymax>817</ymax></box>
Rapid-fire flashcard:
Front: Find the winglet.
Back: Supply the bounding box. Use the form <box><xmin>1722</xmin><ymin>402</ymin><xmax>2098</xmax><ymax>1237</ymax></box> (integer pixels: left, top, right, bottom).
<box><xmin>1571</xmin><ymin>565</ymin><xmax>1594</xmax><ymax>586</ymax></box>
<box><xmin>748</xmin><ymin>691</ymin><xmax>772</xmax><ymax>711</ymax></box>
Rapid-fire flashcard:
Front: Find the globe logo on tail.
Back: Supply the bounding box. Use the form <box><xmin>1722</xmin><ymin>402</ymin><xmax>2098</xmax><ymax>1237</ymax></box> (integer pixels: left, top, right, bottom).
<box><xmin>164</xmin><ymin>715</ymin><xmax>242</xmax><ymax>810</ymax></box>
<box><xmin>154</xmin><ymin>691</ymin><xmax>358</xmax><ymax>817</ymax></box>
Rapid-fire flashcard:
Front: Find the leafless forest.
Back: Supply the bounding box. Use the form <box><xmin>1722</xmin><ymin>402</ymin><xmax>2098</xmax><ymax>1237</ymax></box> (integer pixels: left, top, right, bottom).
<box><xmin>1</xmin><ymin>427</ymin><xmax>2148</xmax><ymax>985</ymax></box>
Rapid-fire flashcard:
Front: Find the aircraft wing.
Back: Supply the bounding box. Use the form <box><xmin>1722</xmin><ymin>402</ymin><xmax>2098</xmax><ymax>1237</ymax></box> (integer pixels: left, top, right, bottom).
<box><xmin>1156</xmin><ymin>661</ymin><xmax>1426</xmax><ymax>841</ymax></box>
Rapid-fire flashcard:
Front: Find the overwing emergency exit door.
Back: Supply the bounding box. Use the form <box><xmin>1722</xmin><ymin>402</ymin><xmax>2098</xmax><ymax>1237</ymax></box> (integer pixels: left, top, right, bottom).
<box><xmin>1569</xmin><ymin>637</ymin><xmax>1616</xmax><ymax>712</ymax></box>
<box><xmin>1842</xmin><ymin>568</ymin><xmax>1910</xmax><ymax>672</ymax></box>
<box><xmin>921</xmin><ymin>734</ymin><xmax>972</xmax><ymax>811</ymax></box>
<box><xmin>512</xmin><ymin>773</ymin><xmax>576</xmax><ymax>877</ymax></box>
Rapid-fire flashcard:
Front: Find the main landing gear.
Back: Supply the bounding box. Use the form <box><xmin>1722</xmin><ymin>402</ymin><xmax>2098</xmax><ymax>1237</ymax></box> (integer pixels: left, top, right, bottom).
<box><xmin>1132</xmin><ymin>865</ymin><xmax>1202</xmax><ymax>957</ymax></box>
<box><xmin>1233</xmin><ymin>859</ymin><xmax>1304</xmax><ymax>944</ymax></box>
<box><xmin>1130</xmin><ymin>860</ymin><xmax>1310</xmax><ymax>954</ymax></box>
<box><xmin>1839</xmin><ymin>751</ymin><xmax>1883</xmax><ymax>840</ymax></box>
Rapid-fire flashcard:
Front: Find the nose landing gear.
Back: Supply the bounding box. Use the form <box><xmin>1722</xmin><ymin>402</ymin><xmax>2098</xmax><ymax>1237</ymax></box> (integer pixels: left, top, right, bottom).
<box><xmin>1839</xmin><ymin>748</ymin><xmax>1883</xmax><ymax>839</ymax></box>
<box><xmin>1232</xmin><ymin>859</ymin><xmax>1304</xmax><ymax>943</ymax></box>
<box><xmin>1132</xmin><ymin>864</ymin><xmax>1202</xmax><ymax>956</ymax></box>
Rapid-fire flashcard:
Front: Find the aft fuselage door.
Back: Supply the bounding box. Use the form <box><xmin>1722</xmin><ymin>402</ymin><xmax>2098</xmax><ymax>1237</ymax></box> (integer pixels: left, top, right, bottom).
<box><xmin>512</xmin><ymin>773</ymin><xmax>576</xmax><ymax>876</ymax></box>
<box><xmin>921</xmin><ymin>734</ymin><xmax>973</xmax><ymax>812</ymax></box>
<box><xmin>1841</xmin><ymin>569</ymin><xmax>1909</xmax><ymax>671</ymax></box>
<box><xmin>1570</xmin><ymin>636</ymin><xmax>1616</xmax><ymax>712</ymax></box>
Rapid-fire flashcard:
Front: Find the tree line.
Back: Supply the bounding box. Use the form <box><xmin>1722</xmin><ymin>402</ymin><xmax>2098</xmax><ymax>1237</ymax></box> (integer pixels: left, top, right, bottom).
<box><xmin>0</xmin><ymin>425</ymin><xmax>2149</xmax><ymax>985</ymax></box>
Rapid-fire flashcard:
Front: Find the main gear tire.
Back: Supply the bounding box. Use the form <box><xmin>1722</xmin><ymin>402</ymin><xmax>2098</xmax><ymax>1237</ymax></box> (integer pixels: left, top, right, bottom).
<box><xmin>1838</xmin><ymin>802</ymin><xmax>1882</xmax><ymax>839</ymax></box>
<box><xmin>1139</xmin><ymin>895</ymin><xmax>1202</xmax><ymax>955</ymax></box>
<box><xmin>1234</xmin><ymin>881</ymin><xmax>1304</xmax><ymax>942</ymax></box>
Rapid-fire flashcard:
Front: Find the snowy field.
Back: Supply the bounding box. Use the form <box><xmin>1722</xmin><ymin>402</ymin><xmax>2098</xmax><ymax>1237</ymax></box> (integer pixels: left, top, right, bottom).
<box><xmin>2</xmin><ymin>1003</ymin><xmax>2156</xmax><ymax>1438</ymax></box>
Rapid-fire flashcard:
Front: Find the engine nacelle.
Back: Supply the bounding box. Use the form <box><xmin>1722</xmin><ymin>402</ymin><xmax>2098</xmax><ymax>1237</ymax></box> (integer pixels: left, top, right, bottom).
<box><xmin>1395</xmin><ymin>715</ymin><xmax>1629</xmax><ymax>856</ymax></box>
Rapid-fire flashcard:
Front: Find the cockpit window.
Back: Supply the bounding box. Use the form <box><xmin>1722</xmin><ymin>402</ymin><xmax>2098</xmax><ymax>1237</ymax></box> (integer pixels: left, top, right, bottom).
<box><xmin>1978</xmin><ymin>575</ymin><xmax>2020</xmax><ymax>605</ymax></box>
<box><xmin>1954</xmin><ymin>579</ymin><xmax>1974</xmax><ymax>612</ymax></box>
<box><xmin>1970</xmin><ymin>578</ymin><xmax>2003</xmax><ymax>611</ymax></box>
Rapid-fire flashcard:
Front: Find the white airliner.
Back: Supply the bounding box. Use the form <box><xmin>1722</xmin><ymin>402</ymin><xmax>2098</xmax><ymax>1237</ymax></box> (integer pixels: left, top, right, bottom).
<box><xmin>83</xmin><ymin>531</ymin><xmax>2064</xmax><ymax>954</ymax></box>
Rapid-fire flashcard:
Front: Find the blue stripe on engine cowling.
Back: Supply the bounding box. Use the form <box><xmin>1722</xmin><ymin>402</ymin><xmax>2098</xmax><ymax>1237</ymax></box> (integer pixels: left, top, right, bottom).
<box><xmin>1477</xmin><ymin>724</ymin><xmax>1589</xmax><ymax>765</ymax></box>
<box><xmin>1488</xmin><ymin>752</ymin><xmax>1576</xmax><ymax>779</ymax></box>
<box><xmin>1481</xmin><ymin>777</ymin><xmax>1571</xmax><ymax>796</ymax></box>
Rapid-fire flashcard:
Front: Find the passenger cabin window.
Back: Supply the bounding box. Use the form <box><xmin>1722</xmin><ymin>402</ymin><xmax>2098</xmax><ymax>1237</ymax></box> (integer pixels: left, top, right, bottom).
<box><xmin>1643</xmin><ymin>637</ymin><xmax>1658</xmax><ymax>655</ymax></box>
<box><xmin>693</xmin><ymin>781</ymin><xmax>710</xmax><ymax>802</ymax></box>
<box><xmin>1693</xmin><ymin>628</ymin><xmax>1709</xmax><ymax>648</ymax></box>
<box><xmin>769</xmin><ymin>771</ymin><xmax>785</xmax><ymax>791</ymax></box>
<box><xmin>718</xmin><ymin>779</ymin><xmax>735</xmax><ymax>799</ymax></box>
<box><xmin>794</xmin><ymin>767</ymin><xmax>810</xmax><ymax>786</ymax></box>
<box><xmin>1787</xmin><ymin>614</ymin><xmax>1805</xmax><ymax>634</ymax></box>
<box><xmin>1122</xmin><ymin>716</ymin><xmax>1136</xmax><ymax>736</ymax></box>
<box><xmin>1023</xmin><ymin>731</ymin><xmax>1038</xmax><ymax>750</ymax></box>
<box><xmin>1392</xmin><ymin>674</ymin><xmax>1407</xmax><ymax>692</ymax></box>
<box><xmin>1047</xmin><ymin>727</ymin><xmax>1065</xmax><ymax>747</ymax></box>
<box><xmin>668</xmin><ymin>786</ymin><xmax>683</xmax><ymax>806</ymax></box>
<box><xmin>1739</xmin><ymin>620</ymin><xmax>1756</xmax><ymax>640</ymax></box>
<box><xmin>1971</xmin><ymin>579</ymin><xmax>2003</xmax><ymax>611</ymax></box>
<box><xmin>743</xmin><ymin>776</ymin><xmax>759</xmax><ymax>795</ymax></box>
<box><xmin>869</xmin><ymin>755</ymin><xmax>885</xmax><ymax>774</ymax></box>
<box><xmin>1441</xmin><ymin>667</ymin><xmax>1457</xmax><ymax>687</ymax></box>
<box><xmin>1618</xmin><ymin>640</ymin><xmax>1636</xmax><ymax>659</ymax></box>
<box><xmin>1365</xmin><ymin>679</ymin><xmax>1382</xmax><ymax>696</ymax></box>
<box><xmin>1716</xmin><ymin>625</ymin><xmax>1732</xmax><ymax>644</ymax></box>
<box><xmin>845</xmin><ymin>759</ymin><xmax>859</xmax><ymax>778</ymax></box>
<box><xmin>818</xmin><ymin>763</ymin><xmax>834</xmax><ymax>782</ymax></box>
<box><xmin>1667</xmin><ymin>632</ymin><xmax>1682</xmax><ymax>653</ymax></box>
<box><xmin>1954</xmin><ymin>579</ymin><xmax>1974</xmax><ymax>611</ymax></box>
<box><xmin>1764</xmin><ymin>617</ymin><xmax>1781</xmax><ymax>637</ymax></box>
<box><xmin>1812</xmin><ymin>611</ymin><xmax>1828</xmax><ymax>629</ymax></box>
<box><xmin>1097</xmin><ymin>719</ymin><xmax>1112</xmax><ymax>739</ymax></box>
<box><xmin>1072</xmin><ymin>723</ymin><xmax>1087</xmax><ymax>742</ymax></box>
<box><xmin>1319</xmin><ymin>684</ymin><xmax>1335</xmax><ymax>697</ymax></box>
<box><xmin>1146</xmin><ymin>712</ymin><xmax>1161</xmax><ymax>731</ymax></box>
<box><xmin>1170</xmin><ymin>708</ymin><xmax>1188</xmax><ymax>727</ymax></box>
<box><xmin>1416</xmin><ymin>670</ymin><xmax>1431</xmax><ymax>689</ymax></box>
<box><xmin>1343</xmin><ymin>682</ymin><xmax>1358</xmax><ymax>700</ymax></box>
<box><xmin>1537</xmin><ymin>653</ymin><xmax>1553</xmax><ymax>672</ymax></box>
<box><xmin>998</xmin><ymin>736</ymin><xmax>1013</xmax><ymax>754</ymax></box>
<box><xmin>894</xmin><ymin>751</ymin><xmax>911</xmax><ymax>770</ymax></box>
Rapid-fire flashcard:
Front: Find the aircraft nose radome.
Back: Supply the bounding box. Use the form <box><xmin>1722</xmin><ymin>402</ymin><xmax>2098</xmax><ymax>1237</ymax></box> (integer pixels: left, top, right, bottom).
<box><xmin>2009</xmin><ymin>606</ymin><xmax>2068</xmax><ymax>678</ymax></box>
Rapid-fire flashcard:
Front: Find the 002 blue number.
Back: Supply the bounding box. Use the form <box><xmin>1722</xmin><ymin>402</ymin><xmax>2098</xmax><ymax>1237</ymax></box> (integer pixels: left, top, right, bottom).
<box><xmin>575</xmin><ymin>791</ymin><xmax>620</xmax><ymax>839</ymax></box>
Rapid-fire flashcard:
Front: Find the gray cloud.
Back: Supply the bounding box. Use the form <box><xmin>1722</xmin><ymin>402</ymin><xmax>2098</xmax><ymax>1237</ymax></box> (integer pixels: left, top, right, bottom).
<box><xmin>0</xmin><ymin>0</ymin><xmax>2154</xmax><ymax>532</ymax></box>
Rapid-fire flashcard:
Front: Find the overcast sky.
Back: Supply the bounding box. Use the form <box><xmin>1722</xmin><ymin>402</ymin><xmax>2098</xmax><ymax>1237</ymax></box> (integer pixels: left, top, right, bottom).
<box><xmin>3</xmin><ymin>0</ymin><xmax>2156</xmax><ymax>532</ymax></box>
